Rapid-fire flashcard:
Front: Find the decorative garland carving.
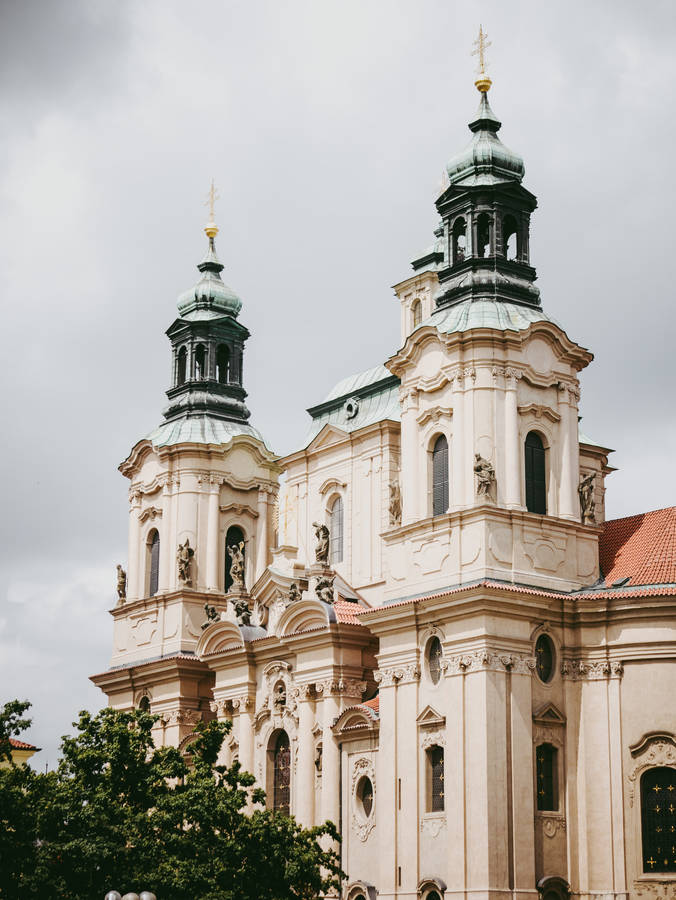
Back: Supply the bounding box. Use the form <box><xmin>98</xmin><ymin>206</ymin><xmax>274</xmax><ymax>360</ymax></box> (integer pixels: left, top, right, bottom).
<box><xmin>445</xmin><ymin>650</ymin><xmax>536</xmax><ymax>676</ymax></box>
<box><xmin>351</xmin><ymin>756</ymin><xmax>376</xmax><ymax>842</ymax></box>
<box><xmin>139</xmin><ymin>506</ymin><xmax>163</xmax><ymax>523</ymax></box>
<box><xmin>162</xmin><ymin>708</ymin><xmax>201</xmax><ymax>727</ymax></box>
<box><xmin>420</xmin><ymin>729</ymin><xmax>446</xmax><ymax>751</ymax></box>
<box><xmin>538</xmin><ymin>814</ymin><xmax>567</xmax><ymax>838</ymax></box>
<box><xmin>628</xmin><ymin>735</ymin><xmax>676</xmax><ymax>807</ymax></box>
<box><xmin>373</xmin><ymin>664</ymin><xmax>421</xmax><ymax>686</ymax></box>
<box><xmin>561</xmin><ymin>659</ymin><xmax>624</xmax><ymax>681</ymax></box>
<box><xmin>315</xmin><ymin>679</ymin><xmax>367</xmax><ymax>698</ymax></box>
<box><xmin>420</xmin><ymin>815</ymin><xmax>446</xmax><ymax>838</ymax></box>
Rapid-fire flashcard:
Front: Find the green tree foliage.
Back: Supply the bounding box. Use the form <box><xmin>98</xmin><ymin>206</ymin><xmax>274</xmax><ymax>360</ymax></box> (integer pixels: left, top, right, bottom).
<box><xmin>0</xmin><ymin>702</ymin><xmax>342</xmax><ymax>900</ymax></box>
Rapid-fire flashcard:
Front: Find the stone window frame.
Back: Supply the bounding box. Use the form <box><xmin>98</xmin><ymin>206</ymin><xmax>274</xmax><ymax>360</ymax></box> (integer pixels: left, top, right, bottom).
<box><xmin>351</xmin><ymin>756</ymin><xmax>376</xmax><ymax>842</ymax></box>
<box><xmin>418</xmin><ymin>878</ymin><xmax>446</xmax><ymax>900</ymax></box>
<box><xmin>627</xmin><ymin>732</ymin><xmax>676</xmax><ymax>884</ymax></box>
<box><xmin>531</xmin><ymin>624</ymin><xmax>560</xmax><ymax>690</ymax></box>
<box><xmin>532</xmin><ymin>701</ymin><xmax>567</xmax><ymax>831</ymax></box>
<box><xmin>419</xmin><ymin>625</ymin><xmax>447</xmax><ymax>690</ymax></box>
<box><xmin>518</xmin><ymin>417</ymin><xmax>555</xmax><ymax>517</ymax></box>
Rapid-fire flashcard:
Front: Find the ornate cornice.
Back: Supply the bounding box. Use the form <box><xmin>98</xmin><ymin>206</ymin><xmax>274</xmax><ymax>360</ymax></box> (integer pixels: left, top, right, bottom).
<box><xmin>161</xmin><ymin>708</ymin><xmax>202</xmax><ymax>727</ymax></box>
<box><xmin>315</xmin><ymin>678</ymin><xmax>367</xmax><ymax>698</ymax></box>
<box><xmin>518</xmin><ymin>403</ymin><xmax>561</xmax><ymax>423</ymax></box>
<box><xmin>561</xmin><ymin>659</ymin><xmax>624</xmax><ymax>681</ymax></box>
<box><xmin>628</xmin><ymin>735</ymin><xmax>676</xmax><ymax>807</ymax></box>
<box><xmin>219</xmin><ymin>502</ymin><xmax>259</xmax><ymax>519</ymax></box>
<box><xmin>139</xmin><ymin>505</ymin><xmax>163</xmax><ymax>523</ymax></box>
<box><xmin>373</xmin><ymin>664</ymin><xmax>421</xmax><ymax>686</ymax></box>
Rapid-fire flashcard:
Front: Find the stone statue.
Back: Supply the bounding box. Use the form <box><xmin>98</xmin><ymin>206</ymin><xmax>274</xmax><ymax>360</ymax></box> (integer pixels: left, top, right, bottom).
<box><xmin>314</xmin><ymin>743</ymin><xmax>323</xmax><ymax>772</ymax></box>
<box><xmin>578</xmin><ymin>472</ymin><xmax>596</xmax><ymax>524</ymax></box>
<box><xmin>474</xmin><ymin>453</ymin><xmax>495</xmax><ymax>497</ymax></box>
<box><xmin>177</xmin><ymin>539</ymin><xmax>194</xmax><ymax>586</ymax></box>
<box><xmin>227</xmin><ymin>541</ymin><xmax>246</xmax><ymax>590</ymax></box>
<box><xmin>312</xmin><ymin>521</ymin><xmax>330</xmax><ymax>565</ymax></box>
<box><xmin>315</xmin><ymin>575</ymin><xmax>335</xmax><ymax>604</ymax></box>
<box><xmin>273</xmin><ymin>681</ymin><xmax>286</xmax><ymax>710</ymax></box>
<box><xmin>116</xmin><ymin>564</ymin><xmax>127</xmax><ymax>603</ymax></box>
<box><xmin>202</xmin><ymin>603</ymin><xmax>219</xmax><ymax>630</ymax></box>
<box><xmin>288</xmin><ymin>583</ymin><xmax>303</xmax><ymax>603</ymax></box>
<box><xmin>388</xmin><ymin>480</ymin><xmax>402</xmax><ymax>526</ymax></box>
<box><xmin>233</xmin><ymin>596</ymin><xmax>251</xmax><ymax>626</ymax></box>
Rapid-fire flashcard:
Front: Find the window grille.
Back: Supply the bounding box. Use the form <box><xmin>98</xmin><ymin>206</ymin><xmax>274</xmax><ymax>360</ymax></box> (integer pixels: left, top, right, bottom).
<box><xmin>427</xmin><ymin>745</ymin><xmax>444</xmax><ymax>812</ymax></box>
<box><xmin>149</xmin><ymin>531</ymin><xmax>160</xmax><ymax>597</ymax></box>
<box><xmin>535</xmin><ymin>634</ymin><xmax>554</xmax><ymax>683</ymax></box>
<box><xmin>641</xmin><ymin>767</ymin><xmax>676</xmax><ymax>873</ymax></box>
<box><xmin>432</xmin><ymin>435</ymin><xmax>449</xmax><ymax>516</ymax></box>
<box><xmin>525</xmin><ymin>431</ymin><xmax>546</xmax><ymax>514</ymax></box>
<box><xmin>536</xmin><ymin>743</ymin><xmax>557</xmax><ymax>811</ymax></box>
<box><xmin>329</xmin><ymin>496</ymin><xmax>344</xmax><ymax>564</ymax></box>
<box><xmin>428</xmin><ymin>637</ymin><xmax>443</xmax><ymax>685</ymax></box>
<box><xmin>273</xmin><ymin>731</ymin><xmax>291</xmax><ymax>815</ymax></box>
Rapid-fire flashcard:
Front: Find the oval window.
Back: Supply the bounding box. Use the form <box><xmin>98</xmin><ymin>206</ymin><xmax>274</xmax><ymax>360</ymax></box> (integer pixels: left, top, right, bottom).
<box><xmin>357</xmin><ymin>775</ymin><xmax>374</xmax><ymax>818</ymax></box>
<box><xmin>427</xmin><ymin>636</ymin><xmax>443</xmax><ymax>685</ymax></box>
<box><xmin>535</xmin><ymin>634</ymin><xmax>555</xmax><ymax>683</ymax></box>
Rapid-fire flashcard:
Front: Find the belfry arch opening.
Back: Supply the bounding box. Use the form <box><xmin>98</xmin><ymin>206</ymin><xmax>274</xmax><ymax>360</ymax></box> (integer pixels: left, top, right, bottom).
<box><xmin>452</xmin><ymin>217</ymin><xmax>467</xmax><ymax>263</ymax></box>
<box><xmin>176</xmin><ymin>346</ymin><xmax>187</xmax><ymax>386</ymax></box>
<box><xmin>216</xmin><ymin>344</ymin><xmax>230</xmax><ymax>384</ymax></box>
<box><xmin>194</xmin><ymin>344</ymin><xmax>206</xmax><ymax>380</ymax></box>
<box><xmin>477</xmin><ymin>212</ymin><xmax>492</xmax><ymax>258</ymax></box>
<box><xmin>503</xmin><ymin>214</ymin><xmax>519</xmax><ymax>260</ymax></box>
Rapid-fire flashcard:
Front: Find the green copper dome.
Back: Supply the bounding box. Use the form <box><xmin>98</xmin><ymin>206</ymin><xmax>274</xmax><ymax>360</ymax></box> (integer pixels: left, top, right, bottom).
<box><xmin>446</xmin><ymin>93</ymin><xmax>525</xmax><ymax>187</ymax></box>
<box><xmin>176</xmin><ymin>235</ymin><xmax>243</xmax><ymax>318</ymax></box>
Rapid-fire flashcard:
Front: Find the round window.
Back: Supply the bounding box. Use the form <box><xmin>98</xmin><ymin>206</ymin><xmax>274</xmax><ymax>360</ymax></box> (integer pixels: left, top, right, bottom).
<box><xmin>427</xmin><ymin>636</ymin><xmax>443</xmax><ymax>685</ymax></box>
<box><xmin>356</xmin><ymin>776</ymin><xmax>374</xmax><ymax>818</ymax></box>
<box><xmin>535</xmin><ymin>634</ymin><xmax>555</xmax><ymax>683</ymax></box>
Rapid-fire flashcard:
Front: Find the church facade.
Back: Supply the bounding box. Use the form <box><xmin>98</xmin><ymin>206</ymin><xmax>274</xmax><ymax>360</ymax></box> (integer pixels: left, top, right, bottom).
<box><xmin>92</xmin><ymin>71</ymin><xmax>676</xmax><ymax>900</ymax></box>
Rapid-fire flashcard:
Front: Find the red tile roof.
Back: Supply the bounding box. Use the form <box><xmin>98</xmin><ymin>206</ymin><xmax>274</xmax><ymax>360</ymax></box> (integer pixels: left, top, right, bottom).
<box><xmin>362</xmin><ymin>696</ymin><xmax>379</xmax><ymax>713</ymax></box>
<box><xmin>333</xmin><ymin>599</ymin><xmax>364</xmax><ymax>624</ymax></box>
<box><xmin>600</xmin><ymin>506</ymin><xmax>676</xmax><ymax>587</ymax></box>
<box><xmin>9</xmin><ymin>738</ymin><xmax>38</xmax><ymax>751</ymax></box>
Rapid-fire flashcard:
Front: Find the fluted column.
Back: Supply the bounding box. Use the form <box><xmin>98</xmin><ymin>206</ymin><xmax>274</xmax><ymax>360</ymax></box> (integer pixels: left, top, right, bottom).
<box><xmin>295</xmin><ymin>685</ymin><xmax>315</xmax><ymax>827</ymax></box>
<box><xmin>236</xmin><ymin>696</ymin><xmax>255</xmax><ymax>777</ymax></box>
<box><xmin>374</xmin><ymin>668</ymin><xmax>398</xmax><ymax>900</ymax></box>
<box><xmin>128</xmin><ymin>490</ymin><xmax>142</xmax><ymax>600</ymax></box>
<box><xmin>503</xmin><ymin>368</ymin><xmax>522</xmax><ymax>508</ymax></box>
<box><xmin>319</xmin><ymin>684</ymin><xmax>341</xmax><ymax>829</ymax></box>
<box><xmin>205</xmin><ymin>477</ymin><xmax>220</xmax><ymax>591</ymax></box>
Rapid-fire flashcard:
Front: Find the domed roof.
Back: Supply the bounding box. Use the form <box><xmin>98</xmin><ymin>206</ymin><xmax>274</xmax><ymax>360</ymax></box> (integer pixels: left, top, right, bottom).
<box><xmin>176</xmin><ymin>234</ymin><xmax>243</xmax><ymax>318</ymax></box>
<box><xmin>446</xmin><ymin>92</ymin><xmax>525</xmax><ymax>187</ymax></box>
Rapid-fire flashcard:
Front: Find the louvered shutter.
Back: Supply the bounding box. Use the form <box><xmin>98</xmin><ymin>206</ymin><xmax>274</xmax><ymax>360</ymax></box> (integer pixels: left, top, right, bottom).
<box><xmin>432</xmin><ymin>436</ymin><xmax>449</xmax><ymax>516</ymax></box>
<box><xmin>149</xmin><ymin>532</ymin><xmax>160</xmax><ymax>597</ymax></box>
<box><xmin>525</xmin><ymin>432</ymin><xmax>546</xmax><ymax>514</ymax></box>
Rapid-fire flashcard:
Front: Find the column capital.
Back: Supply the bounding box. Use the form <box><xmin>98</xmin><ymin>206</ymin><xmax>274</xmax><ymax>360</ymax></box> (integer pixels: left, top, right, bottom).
<box><xmin>374</xmin><ymin>664</ymin><xmax>421</xmax><ymax>686</ymax></box>
<box><xmin>445</xmin><ymin>650</ymin><xmax>536</xmax><ymax>676</ymax></box>
<box><xmin>315</xmin><ymin>678</ymin><xmax>367</xmax><ymax>699</ymax></box>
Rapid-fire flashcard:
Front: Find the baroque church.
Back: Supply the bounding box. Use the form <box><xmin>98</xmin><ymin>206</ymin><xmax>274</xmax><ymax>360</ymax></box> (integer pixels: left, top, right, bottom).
<box><xmin>92</xmin><ymin>53</ymin><xmax>676</xmax><ymax>900</ymax></box>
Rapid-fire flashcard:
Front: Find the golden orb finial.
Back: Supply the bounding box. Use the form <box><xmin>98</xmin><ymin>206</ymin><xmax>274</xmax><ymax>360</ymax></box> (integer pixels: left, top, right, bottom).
<box><xmin>472</xmin><ymin>24</ymin><xmax>492</xmax><ymax>92</ymax></box>
<box><xmin>204</xmin><ymin>179</ymin><xmax>220</xmax><ymax>238</ymax></box>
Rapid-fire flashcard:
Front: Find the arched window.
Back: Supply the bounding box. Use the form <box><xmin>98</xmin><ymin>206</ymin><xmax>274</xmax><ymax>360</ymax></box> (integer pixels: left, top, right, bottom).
<box><xmin>477</xmin><ymin>212</ymin><xmax>491</xmax><ymax>258</ymax></box>
<box><xmin>536</xmin><ymin>743</ymin><xmax>558</xmax><ymax>811</ymax></box>
<box><xmin>356</xmin><ymin>775</ymin><xmax>374</xmax><ymax>818</ymax></box>
<box><xmin>216</xmin><ymin>344</ymin><xmax>230</xmax><ymax>384</ymax></box>
<box><xmin>224</xmin><ymin>525</ymin><xmax>245</xmax><ymax>592</ymax></box>
<box><xmin>194</xmin><ymin>344</ymin><xmax>206</xmax><ymax>380</ymax></box>
<box><xmin>641</xmin><ymin>767</ymin><xmax>676</xmax><ymax>873</ymax></box>
<box><xmin>503</xmin><ymin>214</ymin><xmax>519</xmax><ymax>260</ymax></box>
<box><xmin>452</xmin><ymin>216</ymin><xmax>467</xmax><ymax>263</ymax></box>
<box><xmin>412</xmin><ymin>299</ymin><xmax>422</xmax><ymax>328</ymax></box>
<box><xmin>273</xmin><ymin>731</ymin><xmax>291</xmax><ymax>815</ymax></box>
<box><xmin>427</xmin><ymin>636</ymin><xmax>443</xmax><ymax>685</ymax></box>
<box><xmin>432</xmin><ymin>435</ymin><xmax>449</xmax><ymax>517</ymax></box>
<box><xmin>138</xmin><ymin>694</ymin><xmax>151</xmax><ymax>713</ymax></box>
<box><xmin>535</xmin><ymin>634</ymin><xmax>555</xmax><ymax>683</ymax></box>
<box><xmin>329</xmin><ymin>496</ymin><xmax>344</xmax><ymax>564</ymax></box>
<box><xmin>525</xmin><ymin>431</ymin><xmax>547</xmax><ymax>514</ymax></box>
<box><xmin>426</xmin><ymin>745</ymin><xmax>444</xmax><ymax>812</ymax></box>
<box><xmin>176</xmin><ymin>346</ymin><xmax>187</xmax><ymax>386</ymax></box>
<box><xmin>148</xmin><ymin>529</ymin><xmax>160</xmax><ymax>597</ymax></box>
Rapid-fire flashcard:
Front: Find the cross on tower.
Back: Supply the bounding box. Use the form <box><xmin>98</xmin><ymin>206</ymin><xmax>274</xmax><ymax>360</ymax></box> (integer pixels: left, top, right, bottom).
<box><xmin>204</xmin><ymin>178</ymin><xmax>220</xmax><ymax>223</ymax></box>
<box><xmin>472</xmin><ymin>25</ymin><xmax>491</xmax><ymax>76</ymax></box>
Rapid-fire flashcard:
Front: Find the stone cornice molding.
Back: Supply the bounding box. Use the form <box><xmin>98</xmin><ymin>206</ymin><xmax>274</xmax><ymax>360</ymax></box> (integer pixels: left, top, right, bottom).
<box><xmin>417</xmin><ymin>406</ymin><xmax>453</xmax><ymax>427</ymax></box>
<box><xmin>628</xmin><ymin>734</ymin><xmax>676</xmax><ymax>807</ymax></box>
<box><xmin>318</xmin><ymin>477</ymin><xmax>347</xmax><ymax>496</ymax></box>
<box><xmin>445</xmin><ymin>650</ymin><xmax>536</xmax><ymax>676</ymax></box>
<box><xmin>373</xmin><ymin>664</ymin><xmax>421</xmax><ymax>687</ymax></box>
<box><xmin>518</xmin><ymin>403</ymin><xmax>561</xmax><ymax>424</ymax></box>
<box><xmin>219</xmin><ymin>502</ymin><xmax>259</xmax><ymax>519</ymax></box>
<box><xmin>561</xmin><ymin>658</ymin><xmax>624</xmax><ymax>680</ymax></box>
<box><xmin>492</xmin><ymin>365</ymin><xmax>523</xmax><ymax>388</ymax></box>
<box><xmin>139</xmin><ymin>506</ymin><xmax>163</xmax><ymax>523</ymax></box>
<box><xmin>161</xmin><ymin>708</ymin><xmax>202</xmax><ymax>727</ymax></box>
<box><xmin>557</xmin><ymin>382</ymin><xmax>581</xmax><ymax>404</ymax></box>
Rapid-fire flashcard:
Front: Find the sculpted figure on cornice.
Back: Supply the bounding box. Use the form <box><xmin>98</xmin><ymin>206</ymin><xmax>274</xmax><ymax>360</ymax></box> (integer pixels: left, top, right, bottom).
<box><xmin>201</xmin><ymin>602</ymin><xmax>219</xmax><ymax>630</ymax></box>
<box><xmin>233</xmin><ymin>596</ymin><xmax>252</xmax><ymax>626</ymax></box>
<box><xmin>116</xmin><ymin>565</ymin><xmax>126</xmax><ymax>603</ymax></box>
<box><xmin>473</xmin><ymin>453</ymin><xmax>496</xmax><ymax>498</ymax></box>
<box><xmin>177</xmin><ymin>539</ymin><xmax>194</xmax><ymax>587</ymax></box>
<box><xmin>388</xmin><ymin>480</ymin><xmax>402</xmax><ymax>526</ymax></box>
<box><xmin>312</xmin><ymin>522</ymin><xmax>330</xmax><ymax>564</ymax></box>
<box><xmin>315</xmin><ymin>575</ymin><xmax>335</xmax><ymax>604</ymax></box>
<box><xmin>578</xmin><ymin>472</ymin><xmax>596</xmax><ymax>525</ymax></box>
<box><xmin>288</xmin><ymin>583</ymin><xmax>303</xmax><ymax>603</ymax></box>
<box><xmin>561</xmin><ymin>658</ymin><xmax>623</xmax><ymax>680</ymax></box>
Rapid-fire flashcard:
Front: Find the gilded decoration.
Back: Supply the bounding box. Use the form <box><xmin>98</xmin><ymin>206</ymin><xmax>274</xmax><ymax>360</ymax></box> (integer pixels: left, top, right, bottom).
<box><xmin>628</xmin><ymin>735</ymin><xmax>676</xmax><ymax>808</ymax></box>
<box><xmin>351</xmin><ymin>756</ymin><xmax>376</xmax><ymax>842</ymax></box>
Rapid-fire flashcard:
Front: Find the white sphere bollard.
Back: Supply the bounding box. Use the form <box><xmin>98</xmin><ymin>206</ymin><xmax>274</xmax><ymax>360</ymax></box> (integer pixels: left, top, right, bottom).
<box><xmin>140</xmin><ymin>894</ymin><xmax>157</xmax><ymax>900</ymax></box>
<box><xmin>121</xmin><ymin>894</ymin><xmax>140</xmax><ymax>900</ymax></box>
<box><xmin>105</xmin><ymin>893</ymin><xmax>122</xmax><ymax>900</ymax></box>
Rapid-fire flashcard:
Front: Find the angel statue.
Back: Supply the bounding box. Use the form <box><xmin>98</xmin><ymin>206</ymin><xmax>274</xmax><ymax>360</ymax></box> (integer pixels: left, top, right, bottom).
<box><xmin>312</xmin><ymin>521</ymin><xmax>330</xmax><ymax>564</ymax></box>
<box><xmin>116</xmin><ymin>564</ymin><xmax>127</xmax><ymax>603</ymax></box>
<box><xmin>177</xmin><ymin>539</ymin><xmax>194</xmax><ymax>586</ymax></box>
<box><xmin>228</xmin><ymin>541</ymin><xmax>246</xmax><ymax>590</ymax></box>
<box><xmin>388</xmin><ymin>480</ymin><xmax>402</xmax><ymax>526</ymax></box>
<box><xmin>474</xmin><ymin>453</ymin><xmax>496</xmax><ymax>497</ymax></box>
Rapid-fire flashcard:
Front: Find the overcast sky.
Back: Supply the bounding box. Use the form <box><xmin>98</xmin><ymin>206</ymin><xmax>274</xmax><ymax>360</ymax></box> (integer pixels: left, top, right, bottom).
<box><xmin>1</xmin><ymin>0</ymin><xmax>674</xmax><ymax>765</ymax></box>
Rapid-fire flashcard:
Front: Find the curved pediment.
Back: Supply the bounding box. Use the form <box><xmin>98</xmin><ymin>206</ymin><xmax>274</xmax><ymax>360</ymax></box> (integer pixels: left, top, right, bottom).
<box><xmin>196</xmin><ymin>620</ymin><xmax>245</xmax><ymax>657</ymax></box>
<box><xmin>277</xmin><ymin>598</ymin><xmax>335</xmax><ymax>638</ymax></box>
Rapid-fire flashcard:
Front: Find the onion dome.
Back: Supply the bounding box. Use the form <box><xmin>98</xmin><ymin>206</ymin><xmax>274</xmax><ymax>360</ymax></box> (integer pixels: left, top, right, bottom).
<box><xmin>176</xmin><ymin>224</ymin><xmax>243</xmax><ymax>319</ymax></box>
<box><xmin>445</xmin><ymin>91</ymin><xmax>525</xmax><ymax>187</ymax></box>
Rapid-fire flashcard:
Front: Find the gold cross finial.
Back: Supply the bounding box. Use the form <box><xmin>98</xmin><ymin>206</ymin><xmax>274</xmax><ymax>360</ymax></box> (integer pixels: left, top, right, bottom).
<box><xmin>204</xmin><ymin>179</ymin><xmax>220</xmax><ymax>238</ymax></box>
<box><xmin>472</xmin><ymin>25</ymin><xmax>493</xmax><ymax>93</ymax></box>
